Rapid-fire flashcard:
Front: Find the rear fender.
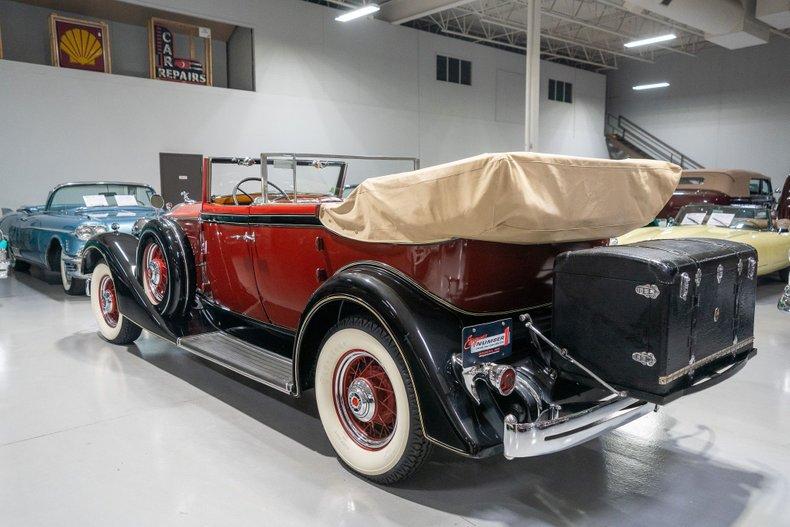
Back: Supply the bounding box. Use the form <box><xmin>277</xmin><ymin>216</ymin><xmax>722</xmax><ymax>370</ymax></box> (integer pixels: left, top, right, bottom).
<box><xmin>294</xmin><ymin>263</ymin><xmax>507</xmax><ymax>457</ymax></box>
<box><xmin>82</xmin><ymin>232</ymin><xmax>179</xmax><ymax>341</ymax></box>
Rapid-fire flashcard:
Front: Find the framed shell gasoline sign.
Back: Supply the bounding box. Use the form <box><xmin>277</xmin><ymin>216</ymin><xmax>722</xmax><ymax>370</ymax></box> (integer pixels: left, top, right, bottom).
<box><xmin>49</xmin><ymin>14</ymin><xmax>111</xmax><ymax>73</ymax></box>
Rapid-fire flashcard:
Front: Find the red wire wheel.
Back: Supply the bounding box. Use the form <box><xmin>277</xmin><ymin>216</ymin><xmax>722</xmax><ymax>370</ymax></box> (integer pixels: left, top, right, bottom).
<box><xmin>142</xmin><ymin>241</ymin><xmax>168</xmax><ymax>306</ymax></box>
<box><xmin>332</xmin><ymin>350</ymin><xmax>398</xmax><ymax>450</ymax></box>
<box><xmin>98</xmin><ymin>275</ymin><xmax>119</xmax><ymax>328</ymax></box>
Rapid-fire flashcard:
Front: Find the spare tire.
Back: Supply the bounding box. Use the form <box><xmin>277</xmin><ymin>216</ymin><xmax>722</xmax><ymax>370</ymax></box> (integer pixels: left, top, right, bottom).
<box><xmin>136</xmin><ymin>218</ymin><xmax>194</xmax><ymax>317</ymax></box>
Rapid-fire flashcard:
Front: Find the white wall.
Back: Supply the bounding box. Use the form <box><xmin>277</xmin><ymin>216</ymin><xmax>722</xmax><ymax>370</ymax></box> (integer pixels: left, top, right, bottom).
<box><xmin>0</xmin><ymin>0</ymin><xmax>608</xmax><ymax>207</ymax></box>
<box><xmin>607</xmin><ymin>36</ymin><xmax>790</xmax><ymax>189</ymax></box>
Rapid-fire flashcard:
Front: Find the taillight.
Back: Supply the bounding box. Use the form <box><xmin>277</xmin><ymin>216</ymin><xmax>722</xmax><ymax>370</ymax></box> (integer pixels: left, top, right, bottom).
<box><xmin>489</xmin><ymin>365</ymin><xmax>517</xmax><ymax>396</ymax></box>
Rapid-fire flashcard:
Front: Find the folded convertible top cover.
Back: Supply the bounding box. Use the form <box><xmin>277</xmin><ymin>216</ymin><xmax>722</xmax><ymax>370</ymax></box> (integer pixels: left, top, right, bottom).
<box><xmin>319</xmin><ymin>152</ymin><xmax>681</xmax><ymax>245</ymax></box>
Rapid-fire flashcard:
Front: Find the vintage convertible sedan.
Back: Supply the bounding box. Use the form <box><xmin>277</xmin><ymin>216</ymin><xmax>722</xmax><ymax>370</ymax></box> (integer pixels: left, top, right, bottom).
<box><xmin>80</xmin><ymin>153</ymin><xmax>758</xmax><ymax>484</ymax></box>
<box><xmin>615</xmin><ymin>204</ymin><xmax>790</xmax><ymax>281</ymax></box>
<box><xmin>0</xmin><ymin>182</ymin><xmax>158</xmax><ymax>294</ymax></box>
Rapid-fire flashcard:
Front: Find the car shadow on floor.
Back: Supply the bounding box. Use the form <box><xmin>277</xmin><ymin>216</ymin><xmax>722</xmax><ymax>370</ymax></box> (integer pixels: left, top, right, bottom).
<box><xmin>125</xmin><ymin>335</ymin><xmax>336</xmax><ymax>457</ymax></box>
<box><xmin>3</xmin><ymin>268</ymin><xmax>89</xmax><ymax>302</ymax></box>
<box><xmin>382</xmin><ymin>426</ymin><xmax>766</xmax><ymax>526</ymax></box>
<box><xmin>756</xmin><ymin>276</ymin><xmax>785</xmax><ymax>302</ymax></box>
<box><xmin>110</xmin><ymin>333</ymin><xmax>766</xmax><ymax>527</ymax></box>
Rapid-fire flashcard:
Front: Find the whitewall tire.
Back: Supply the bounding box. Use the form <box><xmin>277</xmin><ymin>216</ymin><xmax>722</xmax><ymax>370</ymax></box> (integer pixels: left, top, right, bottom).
<box><xmin>314</xmin><ymin>316</ymin><xmax>431</xmax><ymax>484</ymax></box>
<box><xmin>90</xmin><ymin>263</ymin><xmax>142</xmax><ymax>345</ymax></box>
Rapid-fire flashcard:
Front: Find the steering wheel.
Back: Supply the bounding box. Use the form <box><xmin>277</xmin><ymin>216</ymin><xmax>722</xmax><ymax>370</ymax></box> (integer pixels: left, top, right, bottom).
<box><xmin>232</xmin><ymin>177</ymin><xmax>289</xmax><ymax>205</ymax></box>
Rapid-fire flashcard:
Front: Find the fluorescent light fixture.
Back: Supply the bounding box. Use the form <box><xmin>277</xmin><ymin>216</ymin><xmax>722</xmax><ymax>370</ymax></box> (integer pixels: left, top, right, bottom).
<box><xmin>633</xmin><ymin>82</ymin><xmax>670</xmax><ymax>91</ymax></box>
<box><xmin>335</xmin><ymin>4</ymin><xmax>380</xmax><ymax>22</ymax></box>
<box><xmin>624</xmin><ymin>33</ymin><xmax>677</xmax><ymax>48</ymax></box>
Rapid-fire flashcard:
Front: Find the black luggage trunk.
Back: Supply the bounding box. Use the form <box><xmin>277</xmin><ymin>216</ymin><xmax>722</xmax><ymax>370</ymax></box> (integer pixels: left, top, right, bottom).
<box><xmin>552</xmin><ymin>238</ymin><xmax>756</xmax><ymax>401</ymax></box>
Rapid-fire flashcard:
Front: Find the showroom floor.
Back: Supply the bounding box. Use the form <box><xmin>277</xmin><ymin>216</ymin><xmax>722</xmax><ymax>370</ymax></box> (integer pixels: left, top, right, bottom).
<box><xmin>0</xmin><ymin>268</ymin><xmax>788</xmax><ymax>527</ymax></box>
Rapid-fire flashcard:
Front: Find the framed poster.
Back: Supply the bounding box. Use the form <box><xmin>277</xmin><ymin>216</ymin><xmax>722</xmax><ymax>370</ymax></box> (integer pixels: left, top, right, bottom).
<box><xmin>49</xmin><ymin>14</ymin><xmax>111</xmax><ymax>73</ymax></box>
<box><xmin>148</xmin><ymin>17</ymin><xmax>212</xmax><ymax>86</ymax></box>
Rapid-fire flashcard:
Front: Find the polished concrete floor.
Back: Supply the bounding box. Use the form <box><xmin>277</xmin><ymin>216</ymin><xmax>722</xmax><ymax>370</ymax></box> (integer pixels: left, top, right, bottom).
<box><xmin>0</xmin><ymin>267</ymin><xmax>788</xmax><ymax>527</ymax></box>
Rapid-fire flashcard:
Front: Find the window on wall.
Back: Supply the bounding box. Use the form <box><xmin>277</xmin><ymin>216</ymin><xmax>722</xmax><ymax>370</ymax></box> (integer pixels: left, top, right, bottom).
<box><xmin>548</xmin><ymin>79</ymin><xmax>572</xmax><ymax>103</ymax></box>
<box><xmin>436</xmin><ymin>55</ymin><xmax>472</xmax><ymax>86</ymax></box>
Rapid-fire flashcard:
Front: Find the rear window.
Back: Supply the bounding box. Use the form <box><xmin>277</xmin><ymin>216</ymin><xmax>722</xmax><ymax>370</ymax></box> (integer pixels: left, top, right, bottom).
<box><xmin>749</xmin><ymin>179</ymin><xmax>772</xmax><ymax>196</ymax></box>
<box><xmin>680</xmin><ymin>177</ymin><xmax>704</xmax><ymax>185</ymax></box>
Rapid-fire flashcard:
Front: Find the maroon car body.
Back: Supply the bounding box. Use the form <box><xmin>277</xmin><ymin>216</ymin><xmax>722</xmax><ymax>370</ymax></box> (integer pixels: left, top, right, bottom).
<box><xmin>78</xmin><ymin>154</ymin><xmax>756</xmax><ymax>484</ymax></box>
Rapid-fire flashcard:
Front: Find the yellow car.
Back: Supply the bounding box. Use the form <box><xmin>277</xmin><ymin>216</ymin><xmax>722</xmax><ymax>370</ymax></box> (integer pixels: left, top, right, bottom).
<box><xmin>615</xmin><ymin>204</ymin><xmax>790</xmax><ymax>280</ymax></box>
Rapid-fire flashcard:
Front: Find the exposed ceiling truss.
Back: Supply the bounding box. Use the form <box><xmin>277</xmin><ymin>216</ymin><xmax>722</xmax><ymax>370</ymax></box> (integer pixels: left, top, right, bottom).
<box><xmin>406</xmin><ymin>0</ymin><xmax>712</xmax><ymax>71</ymax></box>
<box><xmin>312</xmin><ymin>0</ymin><xmax>709</xmax><ymax>71</ymax></box>
<box><xmin>311</xmin><ymin>0</ymin><xmax>789</xmax><ymax>72</ymax></box>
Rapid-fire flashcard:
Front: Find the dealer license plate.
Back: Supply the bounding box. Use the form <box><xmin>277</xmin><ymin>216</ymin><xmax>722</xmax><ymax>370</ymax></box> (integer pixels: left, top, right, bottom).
<box><xmin>461</xmin><ymin>318</ymin><xmax>513</xmax><ymax>367</ymax></box>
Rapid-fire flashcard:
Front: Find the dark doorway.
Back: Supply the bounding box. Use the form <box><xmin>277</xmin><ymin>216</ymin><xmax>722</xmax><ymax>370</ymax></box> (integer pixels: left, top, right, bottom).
<box><xmin>159</xmin><ymin>153</ymin><xmax>203</xmax><ymax>206</ymax></box>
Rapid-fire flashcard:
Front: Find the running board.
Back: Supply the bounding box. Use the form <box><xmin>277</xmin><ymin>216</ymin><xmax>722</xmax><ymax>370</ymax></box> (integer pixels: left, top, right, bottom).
<box><xmin>177</xmin><ymin>331</ymin><xmax>294</xmax><ymax>394</ymax></box>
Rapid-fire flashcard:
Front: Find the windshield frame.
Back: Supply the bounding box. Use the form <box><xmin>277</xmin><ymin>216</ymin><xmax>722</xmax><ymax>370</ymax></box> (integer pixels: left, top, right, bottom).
<box><xmin>45</xmin><ymin>182</ymin><xmax>157</xmax><ymax>211</ymax></box>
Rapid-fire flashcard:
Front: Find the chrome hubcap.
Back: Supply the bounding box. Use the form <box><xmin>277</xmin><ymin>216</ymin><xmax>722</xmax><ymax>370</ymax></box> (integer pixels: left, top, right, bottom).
<box><xmin>101</xmin><ymin>290</ymin><xmax>113</xmax><ymax>314</ymax></box>
<box><xmin>347</xmin><ymin>378</ymin><xmax>376</xmax><ymax>422</ymax></box>
<box><xmin>147</xmin><ymin>261</ymin><xmax>160</xmax><ymax>287</ymax></box>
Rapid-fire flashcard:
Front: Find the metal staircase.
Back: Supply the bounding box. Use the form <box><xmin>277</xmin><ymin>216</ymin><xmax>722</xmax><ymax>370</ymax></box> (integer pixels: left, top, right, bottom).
<box><xmin>605</xmin><ymin>114</ymin><xmax>704</xmax><ymax>169</ymax></box>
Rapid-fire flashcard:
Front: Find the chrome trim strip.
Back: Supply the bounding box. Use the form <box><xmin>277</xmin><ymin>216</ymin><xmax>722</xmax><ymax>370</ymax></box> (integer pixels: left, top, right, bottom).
<box><xmin>658</xmin><ymin>337</ymin><xmax>754</xmax><ymax>385</ymax></box>
<box><xmin>503</xmin><ymin>397</ymin><xmax>653</xmax><ymax>459</ymax></box>
<box><xmin>30</xmin><ymin>227</ymin><xmax>74</xmax><ymax>234</ymax></box>
<box><xmin>293</xmin><ymin>293</ymin><xmax>470</xmax><ymax>457</ymax></box>
<box><xmin>334</xmin><ymin>260</ymin><xmax>551</xmax><ymax>317</ymax></box>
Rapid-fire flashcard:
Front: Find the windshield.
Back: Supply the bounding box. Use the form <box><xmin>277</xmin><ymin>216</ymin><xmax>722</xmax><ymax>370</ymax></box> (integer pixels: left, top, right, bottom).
<box><xmin>208</xmin><ymin>156</ymin><xmax>419</xmax><ymax>205</ymax></box>
<box><xmin>48</xmin><ymin>184</ymin><xmax>155</xmax><ymax>211</ymax></box>
<box><xmin>676</xmin><ymin>206</ymin><xmax>772</xmax><ymax>231</ymax></box>
<box><xmin>267</xmin><ymin>160</ymin><xmax>344</xmax><ymax>198</ymax></box>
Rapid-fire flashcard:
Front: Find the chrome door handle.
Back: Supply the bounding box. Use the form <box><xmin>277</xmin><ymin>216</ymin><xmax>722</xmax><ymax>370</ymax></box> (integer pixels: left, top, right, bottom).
<box><xmin>229</xmin><ymin>232</ymin><xmax>255</xmax><ymax>242</ymax></box>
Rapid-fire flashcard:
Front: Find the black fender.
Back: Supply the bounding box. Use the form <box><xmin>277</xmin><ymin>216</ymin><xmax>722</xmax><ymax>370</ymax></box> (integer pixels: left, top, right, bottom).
<box><xmin>294</xmin><ymin>262</ymin><xmax>509</xmax><ymax>457</ymax></box>
<box><xmin>136</xmin><ymin>218</ymin><xmax>196</xmax><ymax>317</ymax></box>
<box><xmin>82</xmin><ymin>232</ymin><xmax>182</xmax><ymax>342</ymax></box>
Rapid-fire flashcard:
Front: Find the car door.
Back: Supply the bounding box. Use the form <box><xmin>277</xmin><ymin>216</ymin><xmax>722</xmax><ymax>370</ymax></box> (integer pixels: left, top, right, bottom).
<box><xmin>200</xmin><ymin>159</ymin><xmax>268</xmax><ymax>322</ymax></box>
<box><xmin>17</xmin><ymin>210</ymin><xmax>43</xmax><ymax>263</ymax></box>
<box><xmin>247</xmin><ymin>202</ymin><xmax>328</xmax><ymax>330</ymax></box>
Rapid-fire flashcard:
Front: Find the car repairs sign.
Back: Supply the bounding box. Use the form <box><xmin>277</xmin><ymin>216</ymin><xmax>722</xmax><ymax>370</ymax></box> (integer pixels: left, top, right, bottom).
<box><xmin>462</xmin><ymin>318</ymin><xmax>513</xmax><ymax>366</ymax></box>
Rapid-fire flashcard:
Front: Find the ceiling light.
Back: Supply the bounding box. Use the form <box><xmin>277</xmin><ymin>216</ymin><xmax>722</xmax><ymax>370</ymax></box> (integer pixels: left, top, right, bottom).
<box><xmin>624</xmin><ymin>33</ymin><xmax>677</xmax><ymax>48</ymax></box>
<box><xmin>633</xmin><ymin>82</ymin><xmax>670</xmax><ymax>91</ymax></box>
<box><xmin>335</xmin><ymin>4</ymin><xmax>380</xmax><ymax>22</ymax></box>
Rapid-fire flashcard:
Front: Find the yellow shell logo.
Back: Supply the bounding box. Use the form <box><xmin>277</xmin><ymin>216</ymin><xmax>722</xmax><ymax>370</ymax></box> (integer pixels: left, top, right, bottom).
<box><xmin>59</xmin><ymin>28</ymin><xmax>103</xmax><ymax>66</ymax></box>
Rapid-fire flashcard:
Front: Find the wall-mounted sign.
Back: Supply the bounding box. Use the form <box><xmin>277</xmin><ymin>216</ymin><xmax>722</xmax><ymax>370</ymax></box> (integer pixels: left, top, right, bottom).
<box><xmin>148</xmin><ymin>17</ymin><xmax>212</xmax><ymax>86</ymax></box>
<box><xmin>49</xmin><ymin>14</ymin><xmax>111</xmax><ymax>73</ymax></box>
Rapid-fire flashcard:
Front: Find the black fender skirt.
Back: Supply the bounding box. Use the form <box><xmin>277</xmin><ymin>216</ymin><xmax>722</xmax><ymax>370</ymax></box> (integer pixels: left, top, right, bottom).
<box><xmin>82</xmin><ymin>232</ymin><xmax>188</xmax><ymax>341</ymax></box>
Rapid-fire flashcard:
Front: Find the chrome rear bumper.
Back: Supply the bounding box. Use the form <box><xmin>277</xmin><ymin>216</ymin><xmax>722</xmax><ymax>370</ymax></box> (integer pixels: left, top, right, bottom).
<box><xmin>503</xmin><ymin>396</ymin><xmax>653</xmax><ymax>459</ymax></box>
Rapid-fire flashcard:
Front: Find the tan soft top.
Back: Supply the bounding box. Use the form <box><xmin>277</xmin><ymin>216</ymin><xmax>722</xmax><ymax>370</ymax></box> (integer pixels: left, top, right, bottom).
<box><xmin>319</xmin><ymin>152</ymin><xmax>681</xmax><ymax>245</ymax></box>
<box><xmin>678</xmin><ymin>169</ymin><xmax>768</xmax><ymax>197</ymax></box>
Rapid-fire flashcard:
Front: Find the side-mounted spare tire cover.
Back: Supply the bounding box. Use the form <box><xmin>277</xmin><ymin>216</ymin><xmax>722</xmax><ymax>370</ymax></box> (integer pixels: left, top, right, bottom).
<box><xmin>136</xmin><ymin>218</ymin><xmax>195</xmax><ymax>317</ymax></box>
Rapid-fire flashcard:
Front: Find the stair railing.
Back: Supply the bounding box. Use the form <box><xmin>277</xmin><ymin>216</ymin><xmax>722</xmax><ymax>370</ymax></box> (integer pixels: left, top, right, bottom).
<box><xmin>605</xmin><ymin>113</ymin><xmax>704</xmax><ymax>169</ymax></box>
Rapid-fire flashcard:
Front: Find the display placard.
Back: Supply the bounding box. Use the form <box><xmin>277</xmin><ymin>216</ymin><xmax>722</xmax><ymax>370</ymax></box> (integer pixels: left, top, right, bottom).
<box><xmin>148</xmin><ymin>17</ymin><xmax>213</xmax><ymax>86</ymax></box>
<box><xmin>49</xmin><ymin>14</ymin><xmax>111</xmax><ymax>73</ymax></box>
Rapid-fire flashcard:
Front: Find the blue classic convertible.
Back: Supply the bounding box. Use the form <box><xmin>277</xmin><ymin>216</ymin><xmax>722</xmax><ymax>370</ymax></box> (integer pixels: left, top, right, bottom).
<box><xmin>0</xmin><ymin>182</ymin><xmax>159</xmax><ymax>295</ymax></box>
